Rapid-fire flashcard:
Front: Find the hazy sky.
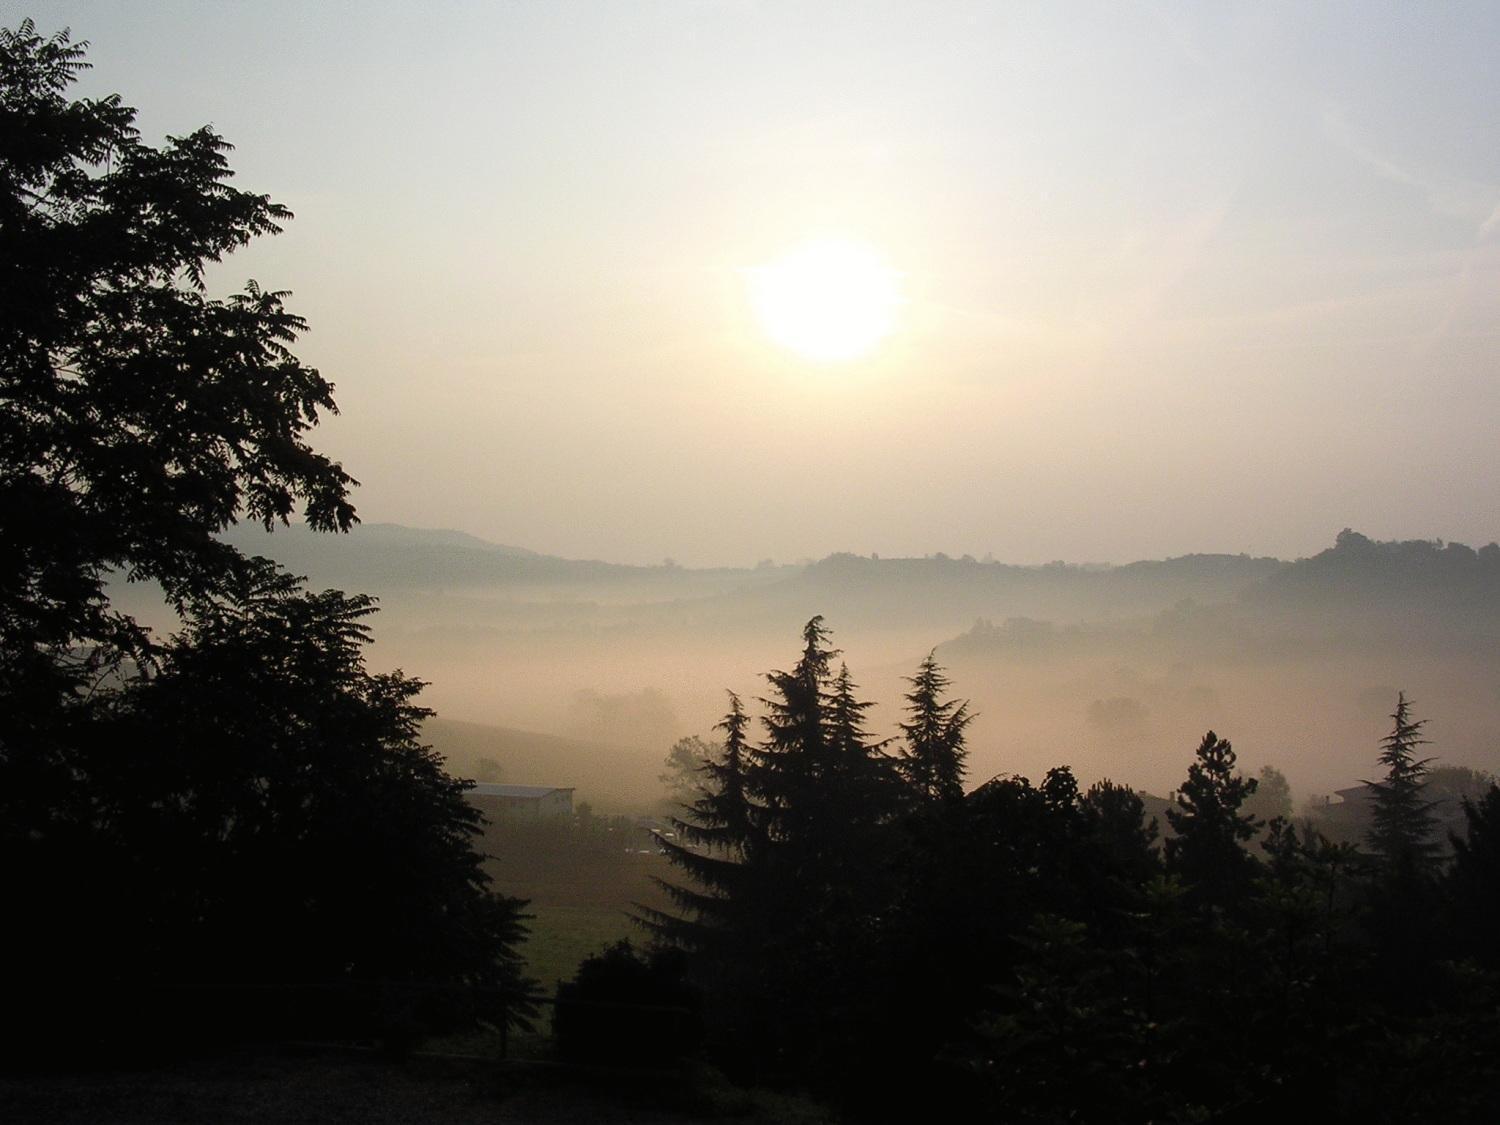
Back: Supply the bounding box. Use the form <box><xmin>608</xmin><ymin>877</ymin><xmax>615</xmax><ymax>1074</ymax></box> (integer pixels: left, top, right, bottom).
<box><xmin>29</xmin><ymin>1</ymin><xmax>1500</xmax><ymax>566</ymax></box>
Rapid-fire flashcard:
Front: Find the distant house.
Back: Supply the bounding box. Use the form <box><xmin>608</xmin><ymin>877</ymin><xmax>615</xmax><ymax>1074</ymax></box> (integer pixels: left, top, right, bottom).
<box><xmin>467</xmin><ymin>783</ymin><xmax>575</xmax><ymax>821</ymax></box>
<box><xmin>1313</xmin><ymin>770</ymin><xmax>1491</xmax><ymax>850</ymax></box>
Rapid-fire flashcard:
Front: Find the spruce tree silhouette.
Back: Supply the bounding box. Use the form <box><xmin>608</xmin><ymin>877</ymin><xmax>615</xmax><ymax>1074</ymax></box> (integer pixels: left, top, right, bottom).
<box><xmin>646</xmin><ymin>619</ymin><xmax>907</xmax><ymax>1079</ymax></box>
<box><xmin>896</xmin><ymin>650</ymin><xmax>973</xmax><ymax>804</ymax></box>
<box><xmin>1362</xmin><ymin>692</ymin><xmax>1439</xmax><ymax>879</ymax></box>
<box><xmin>644</xmin><ymin>691</ymin><xmax>760</xmax><ymax>951</ymax></box>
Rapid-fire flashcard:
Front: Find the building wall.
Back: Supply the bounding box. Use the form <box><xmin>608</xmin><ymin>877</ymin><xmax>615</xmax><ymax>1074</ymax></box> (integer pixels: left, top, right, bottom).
<box><xmin>470</xmin><ymin>789</ymin><xmax>573</xmax><ymax>822</ymax></box>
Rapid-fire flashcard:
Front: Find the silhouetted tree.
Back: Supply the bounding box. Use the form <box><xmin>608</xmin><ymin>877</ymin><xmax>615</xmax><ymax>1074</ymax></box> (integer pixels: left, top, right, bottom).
<box><xmin>0</xmin><ymin>22</ymin><xmax>530</xmax><ymax>1052</ymax></box>
<box><xmin>2</xmin><ymin>19</ymin><xmax>363</xmax><ymax>988</ymax></box>
<box><xmin>648</xmin><ymin>621</ymin><xmax>908</xmax><ymax>1083</ymax></box>
<box><xmin>1165</xmin><ymin>731</ymin><xmax>1261</xmax><ymax>908</ymax></box>
<box><xmin>1081</xmin><ymin>780</ymin><xmax>1160</xmax><ymax>881</ymax></box>
<box><xmin>896</xmin><ymin>650</ymin><xmax>972</xmax><ymax>804</ymax></box>
<box><xmin>750</xmin><ymin>615</ymin><xmax>838</xmax><ymax>844</ymax></box>
<box><xmin>699</xmin><ymin>692</ymin><xmax>756</xmax><ymax>850</ymax></box>
<box><xmin>1448</xmin><ymin>783</ymin><xmax>1500</xmax><ymax>966</ymax></box>
<box><xmin>645</xmin><ymin>694</ymin><xmax>759</xmax><ymax>950</ymax></box>
<box><xmin>1076</xmin><ymin>779</ymin><xmax>1162</xmax><ymax>940</ymax></box>
<box><xmin>825</xmin><ymin>661</ymin><xmax>902</xmax><ymax>825</ymax></box>
<box><xmin>554</xmin><ymin>941</ymin><xmax>699</xmax><ymax>1066</ymax></box>
<box><xmin>0</xmin><ymin>20</ymin><xmax>354</xmax><ymax>681</ymax></box>
<box><xmin>967</xmin><ymin>913</ymin><xmax>1157</xmax><ymax>1123</ymax></box>
<box><xmin>11</xmin><ymin>563</ymin><xmax>536</xmax><ymax>1048</ymax></box>
<box><xmin>1363</xmin><ymin>692</ymin><xmax>1439</xmax><ymax>879</ymax></box>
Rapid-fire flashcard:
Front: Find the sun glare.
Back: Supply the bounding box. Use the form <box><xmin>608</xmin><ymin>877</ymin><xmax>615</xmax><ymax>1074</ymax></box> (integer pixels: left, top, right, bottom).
<box><xmin>746</xmin><ymin>239</ymin><xmax>903</xmax><ymax>362</ymax></box>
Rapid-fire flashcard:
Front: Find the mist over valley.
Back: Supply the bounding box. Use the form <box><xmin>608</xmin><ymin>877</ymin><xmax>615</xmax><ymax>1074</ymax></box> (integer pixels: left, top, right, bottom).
<box><xmin>202</xmin><ymin>522</ymin><xmax>1500</xmax><ymax>806</ymax></box>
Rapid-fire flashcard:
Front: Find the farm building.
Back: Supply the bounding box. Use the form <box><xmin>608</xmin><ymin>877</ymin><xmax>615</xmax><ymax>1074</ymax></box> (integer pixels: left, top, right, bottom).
<box><xmin>467</xmin><ymin>783</ymin><xmax>575</xmax><ymax>821</ymax></box>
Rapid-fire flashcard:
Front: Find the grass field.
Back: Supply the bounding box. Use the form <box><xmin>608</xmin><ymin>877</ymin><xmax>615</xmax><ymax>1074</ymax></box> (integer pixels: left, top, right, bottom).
<box><xmin>521</xmin><ymin>902</ymin><xmax>641</xmax><ymax>993</ymax></box>
<box><xmin>471</xmin><ymin>821</ymin><xmax>678</xmax><ymax>1052</ymax></box>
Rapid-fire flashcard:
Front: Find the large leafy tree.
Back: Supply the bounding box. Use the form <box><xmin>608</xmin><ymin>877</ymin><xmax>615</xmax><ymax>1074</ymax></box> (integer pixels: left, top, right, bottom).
<box><xmin>0</xmin><ymin>19</ymin><xmax>355</xmax><ymax>686</ymax></box>
<box><xmin>65</xmin><ymin>565</ymin><xmax>534</xmax><ymax>1011</ymax></box>
<box><xmin>0</xmin><ymin>22</ymin><xmax>529</xmax><ymax>1050</ymax></box>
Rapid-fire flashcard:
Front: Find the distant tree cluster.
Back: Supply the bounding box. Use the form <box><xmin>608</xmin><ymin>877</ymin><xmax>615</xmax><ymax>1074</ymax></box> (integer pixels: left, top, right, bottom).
<box><xmin>1</xmin><ymin>22</ymin><xmax>529</xmax><ymax>1055</ymax></box>
<box><xmin>634</xmin><ymin>620</ymin><xmax>1500</xmax><ymax>1122</ymax></box>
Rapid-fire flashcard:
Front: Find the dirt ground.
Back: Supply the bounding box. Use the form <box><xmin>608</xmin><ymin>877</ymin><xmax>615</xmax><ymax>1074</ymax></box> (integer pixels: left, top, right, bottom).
<box><xmin>0</xmin><ymin>1047</ymin><xmax>831</xmax><ymax>1125</ymax></box>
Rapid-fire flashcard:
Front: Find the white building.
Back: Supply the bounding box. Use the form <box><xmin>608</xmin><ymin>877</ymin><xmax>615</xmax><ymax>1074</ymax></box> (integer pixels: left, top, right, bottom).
<box><xmin>467</xmin><ymin>783</ymin><xmax>575</xmax><ymax>821</ymax></box>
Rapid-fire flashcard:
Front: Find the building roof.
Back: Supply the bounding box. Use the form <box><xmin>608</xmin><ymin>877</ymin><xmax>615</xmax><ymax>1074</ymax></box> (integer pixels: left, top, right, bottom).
<box><xmin>468</xmin><ymin>783</ymin><xmax>574</xmax><ymax>799</ymax></box>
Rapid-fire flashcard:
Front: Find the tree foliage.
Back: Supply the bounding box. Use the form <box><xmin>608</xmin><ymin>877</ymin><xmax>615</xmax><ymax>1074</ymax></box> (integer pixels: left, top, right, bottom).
<box><xmin>0</xmin><ymin>22</ymin><xmax>528</xmax><ymax>1051</ymax></box>
<box><xmin>1363</xmin><ymin>691</ymin><xmax>1439</xmax><ymax>879</ymax></box>
<box><xmin>1164</xmin><ymin>730</ymin><xmax>1261</xmax><ymax>908</ymax></box>
<box><xmin>0</xmin><ymin>19</ymin><xmax>355</xmax><ymax>684</ymax></box>
<box><xmin>632</xmin><ymin>626</ymin><xmax>1500</xmax><ymax>1121</ymax></box>
<box><xmin>658</xmin><ymin>733</ymin><xmax>716</xmax><ymax>808</ymax></box>
<box><xmin>896</xmin><ymin>649</ymin><xmax>972</xmax><ymax>804</ymax></box>
<box><xmin>1449</xmin><ymin>783</ymin><xmax>1500</xmax><ymax>966</ymax></box>
<box><xmin>645</xmin><ymin>694</ymin><xmax>758</xmax><ymax>951</ymax></box>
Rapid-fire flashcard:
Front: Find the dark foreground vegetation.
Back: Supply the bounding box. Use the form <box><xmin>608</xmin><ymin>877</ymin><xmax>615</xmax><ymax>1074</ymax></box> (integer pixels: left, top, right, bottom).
<box><xmin>0</xmin><ymin>20</ymin><xmax>531</xmax><ymax>1059</ymax></box>
<box><xmin>622</xmin><ymin>619</ymin><xmax>1500</xmax><ymax>1122</ymax></box>
<box><xmin>4</xmin><ymin>19</ymin><xmax>1499</xmax><ymax>1125</ymax></box>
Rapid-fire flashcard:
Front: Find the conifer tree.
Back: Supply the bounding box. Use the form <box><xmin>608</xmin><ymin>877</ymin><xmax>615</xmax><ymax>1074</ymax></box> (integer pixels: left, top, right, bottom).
<box><xmin>1362</xmin><ymin>692</ymin><xmax>1439</xmax><ymax>878</ymax></box>
<box><xmin>643</xmin><ymin>693</ymin><xmax>760</xmax><ymax>949</ymax></box>
<box><xmin>1361</xmin><ymin>695</ymin><xmax>1444</xmax><ymax>1006</ymax></box>
<box><xmin>896</xmin><ymin>650</ymin><xmax>973</xmax><ymax>804</ymax></box>
<box><xmin>698</xmin><ymin>691</ymin><xmax>756</xmax><ymax>850</ymax></box>
<box><xmin>826</xmin><ymin>662</ymin><xmax>902</xmax><ymax>817</ymax></box>
<box><xmin>645</xmin><ymin>619</ymin><xmax>904</xmax><ymax>1074</ymax></box>
<box><xmin>1165</xmin><ymin>731</ymin><xmax>1261</xmax><ymax>908</ymax></box>
<box><xmin>751</xmin><ymin>615</ymin><xmax>838</xmax><ymax>846</ymax></box>
<box><xmin>818</xmin><ymin>661</ymin><xmax>904</xmax><ymax>910</ymax></box>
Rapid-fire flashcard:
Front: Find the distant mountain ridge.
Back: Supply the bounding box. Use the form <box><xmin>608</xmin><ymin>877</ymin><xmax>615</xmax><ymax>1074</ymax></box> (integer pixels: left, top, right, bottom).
<box><xmin>219</xmin><ymin>522</ymin><xmax>1500</xmax><ymax>639</ymax></box>
<box><xmin>1248</xmin><ymin>528</ymin><xmax>1500</xmax><ymax>603</ymax></box>
<box><xmin>1237</xmin><ymin>529</ymin><xmax>1500</xmax><ymax>640</ymax></box>
<box><xmin>219</xmin><ymin>520</ymin><xmax>637</xmax><ymax>589</ymax></box>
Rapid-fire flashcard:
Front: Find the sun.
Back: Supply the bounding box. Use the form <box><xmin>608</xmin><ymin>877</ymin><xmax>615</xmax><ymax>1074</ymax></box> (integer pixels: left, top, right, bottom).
<box><xmin>745</xmin><ymin>239</ymin><xmax>903</xmax><ymax>362</ymax></box>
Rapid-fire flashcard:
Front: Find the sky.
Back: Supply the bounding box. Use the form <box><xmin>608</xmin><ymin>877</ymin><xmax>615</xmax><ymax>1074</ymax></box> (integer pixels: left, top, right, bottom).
<box><xmin>22</xmin><ymin>1</ymin><xmax>1500</xmax><ymax>567</ymax></box>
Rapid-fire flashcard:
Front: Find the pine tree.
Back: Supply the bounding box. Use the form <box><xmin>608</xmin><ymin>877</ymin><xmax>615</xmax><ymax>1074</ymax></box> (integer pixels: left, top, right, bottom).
<box><xmin>642</xmin><ymin>693</ymin><xmax>760</xmax><ymax>949</ymax></box>
<box><xmin>1164</xmin><ymin>731</ymin><xmax>1261</xmax><ymax>908</ymax></box>
<box><xmin>1361</xmin><ymin>695</ymin><xmax>1444</xmax><ymax>1005</ymax></box>
<box><xmin>896</xmin><ymin>650</ymin><xmax>973</xmax><ymax>804</ymax></box>
<box><xmin>699</xmin><ymin>692</ymin><xmax>756</xmax><ymax>851</ymax></box>
<box><xmin>1362</xmin><ymin>692</ymin><xmax>1439</xmax><ymax>878</ymax></box>
<box><xmin>645</xmin><ymin>619</ymin><xmax>904</xmax><ymax>1074</ymax></box>
<box><xmin>751</xmin><ymin>615</ymin><xmax>838</xmax><ymax>846</ymax></box>
<box><xmin>826</xmin><ymin>662</ymin><xmax>902</xmax><ymax>816</ymax></box>
<box><xmin>817</xmin><ymin>661</ymin><xmax>904</xmax><ymax>911</ymax></box>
